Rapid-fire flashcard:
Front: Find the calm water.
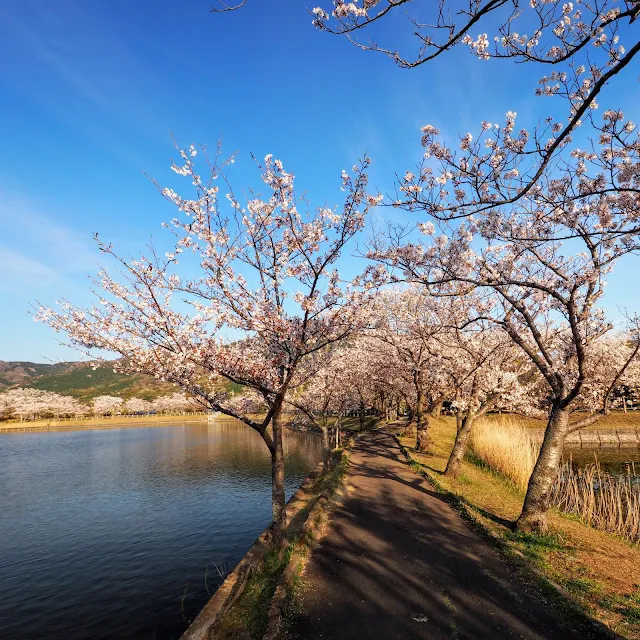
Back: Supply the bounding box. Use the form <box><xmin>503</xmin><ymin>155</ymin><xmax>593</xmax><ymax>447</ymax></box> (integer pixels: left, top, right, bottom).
<box><xmin>0</xmin><ymin>421</ymin><xmax>322</xmax><ymax>640</ymax></box>
<box><xmin>564</xmin><ymin>446</ymin><xmax>640</xmax><ymax>475</ymax></box>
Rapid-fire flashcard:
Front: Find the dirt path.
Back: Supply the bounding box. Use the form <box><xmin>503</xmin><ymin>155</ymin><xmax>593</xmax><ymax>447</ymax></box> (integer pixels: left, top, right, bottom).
<box><xmin>287</xmin><ymin>424</ymin><xmax>612</xmax><ymax>640</ymax></box>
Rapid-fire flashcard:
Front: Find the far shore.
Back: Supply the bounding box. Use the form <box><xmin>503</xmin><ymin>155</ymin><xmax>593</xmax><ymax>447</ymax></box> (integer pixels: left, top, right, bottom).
<box><xmin>0</xmin><ymin>412</ymin><xmax>212</xmax><ymax>434</ymax></box>
<box><xmin>0</xmin><ymin>411</ymin><xmax>318</xmax><ymax>435</ymax></box>
<box><xmin>3</xmin><ymin>410</ymin><xmax>639</xmax><ymax>436</ymax></box>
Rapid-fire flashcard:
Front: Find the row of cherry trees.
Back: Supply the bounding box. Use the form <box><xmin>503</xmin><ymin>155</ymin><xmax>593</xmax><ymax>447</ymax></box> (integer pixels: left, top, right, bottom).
<box><xmin>0</xmin><ymin>389</ymin><xmax>202</xmax><ymax>421</ymax></box>
<box><xmin>35</xmin><ymin>0</ymin><xmax>639</xmax><ymax>543</ymax></box>
<box><xmin>290</xmin><ymin>284</ymin><xmax>639</xmax><ymax>489</ymax></box>
<box><xmin>311</xmin><ymin>0</ymin><xmax>640</xmax><ymax>532</ymax></box>
<box><xmin>34</xmin><ymin>136</ymin><xmax>639</xmax><ymax>539</ymax></box>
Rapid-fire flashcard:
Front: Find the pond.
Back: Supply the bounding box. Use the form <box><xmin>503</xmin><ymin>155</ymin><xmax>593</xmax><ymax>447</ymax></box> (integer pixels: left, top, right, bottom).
<box><xmin>564</xmin><ymin>446</ymin><xmax>640</xmax><ymax>476</ymax></box>
<box><xmin>0</xmin><ymin>421</ymin><xmax>322</xmax><ymax>640</ymax></box>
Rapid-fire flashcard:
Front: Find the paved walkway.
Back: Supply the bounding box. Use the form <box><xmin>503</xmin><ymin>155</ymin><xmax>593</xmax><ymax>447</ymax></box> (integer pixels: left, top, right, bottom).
<box><xmin>287</xmin><ymin>424</ymin><xmax>611</xmax><ymax>640</ymax></box>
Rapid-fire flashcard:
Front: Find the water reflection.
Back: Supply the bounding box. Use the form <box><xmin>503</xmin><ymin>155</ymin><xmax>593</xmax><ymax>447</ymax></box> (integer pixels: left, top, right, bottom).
<box><xmin>564</xmin><ymin>446</ymin><xmax>640</xmax><ymax>476</ymax></box>
<box><xmin>0</xmin><ymin>421</ymin><xmax>322</xmax><ymax>640</ymax></box>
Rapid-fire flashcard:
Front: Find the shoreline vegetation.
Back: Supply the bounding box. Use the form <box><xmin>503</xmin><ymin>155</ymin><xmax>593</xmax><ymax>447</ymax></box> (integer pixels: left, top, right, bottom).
<box><xmin>0</xmin><ymin>410</ymin><xmax>377</xmax><ymax>435</ymax></box>
<box><xmin>483</xmin><ymin>412</ymin><xmax>640</xmax><ymax>432</ymax></box>
<box><xmin>0</xmin><ymin>412</ymin><xmax>211</xmax><ymax>432</ymax></box>
<box><xmin>3</xmin><ymin>408</ymin><xmax>640</xmax><ymax>433</ymax></box>
<box><xmin>399</xmin><ymin>417</ymin><xmax>640</xmax><ymax>639</ymax></box>
<box><xmin>184</xmin><ymin>416</ymin><xmax>378</xmax><ymax>640</ymax></box>
<box><xmin>471</xmin><ymin>417</ymin><xmax>640</xmax><ymax>542</ymax></box>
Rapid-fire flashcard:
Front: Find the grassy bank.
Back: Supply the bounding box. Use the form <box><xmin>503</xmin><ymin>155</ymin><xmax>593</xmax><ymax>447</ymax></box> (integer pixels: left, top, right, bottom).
<box><xmin>399</xmin><ymin>418</ymin><xmax>640</xmax><ymax>639</ymax></box>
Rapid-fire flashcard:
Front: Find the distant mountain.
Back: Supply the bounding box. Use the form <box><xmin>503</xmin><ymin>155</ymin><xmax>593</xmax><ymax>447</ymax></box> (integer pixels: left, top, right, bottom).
<box><xmin>0</xmin><ymin>360</ymin><xmax>174</xmax><ymax>401</ymax></box>
<box><xmin>0</xmin><ymin>361</ymin><xmax>76</xmax><ymax>388</ymax></box>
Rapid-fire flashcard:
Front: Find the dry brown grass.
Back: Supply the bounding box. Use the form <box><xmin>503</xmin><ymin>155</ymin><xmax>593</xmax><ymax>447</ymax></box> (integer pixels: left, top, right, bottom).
<box><xmin>551</xmin><ymin>461</ymin><xmax>640</xmax><ymax>543</ymax></box>
<box><xmin>483</xmin><ymin>411</ymin><xmax>640</xmax><ymax>431</ymax></box>
<box><xmin>470</xmin><ymin>417</ymin><xmax>538</xmax><ymax>489</ymax></box>
<box><xmin>471</xmin><ymin>417</ymin><xmax>640</xmax><ymax>543</ymax></box>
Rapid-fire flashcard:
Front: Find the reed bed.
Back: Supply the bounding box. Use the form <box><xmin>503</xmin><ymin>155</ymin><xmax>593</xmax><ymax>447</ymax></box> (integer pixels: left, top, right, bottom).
<box><xmin>550</xmin><ymin>460</ymin><xmax>640</xmax><ymax>542</ymax></box>
<box><xmin>470</xmin><ymin>417</ymin><xmax>640</xmax><ymax>542</ymax></box>
<box><xmin>469</xmin><ymin>417</ymin><xmax>538</xmax><ymax>490</ymax></box>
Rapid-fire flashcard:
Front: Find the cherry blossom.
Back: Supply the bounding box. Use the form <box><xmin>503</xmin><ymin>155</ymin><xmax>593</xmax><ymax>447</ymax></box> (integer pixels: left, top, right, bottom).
<box><xmin>92</xmin><ymin>395</ymin><xmax>124</xmax><ymax>416</ymax></box>
<box><xmin>0</xmin><ymin>388</ymin><xmax>88</xmax><ymax>420</ymax></box>
<box><xmin>35</xmin><ymin>144</ymin><xmax>377</xmax><ymax>546</ymax></box>
<box><xmin>312</xmin><ymin>0</ymin><xmax>639</xmax><ymax>214</ymax></box>
<box><xmin>371</xmin><ymin>149</ymin><xmax>640</xmax><ymax>530</ymax></box>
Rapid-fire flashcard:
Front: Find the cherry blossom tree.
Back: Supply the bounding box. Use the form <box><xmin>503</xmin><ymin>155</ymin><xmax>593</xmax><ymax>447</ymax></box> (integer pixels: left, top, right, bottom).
<box><xmin>36</xmin><ymin>145</ymin><xmax>378</xmax><ymax>546</ymax></box>
<box><xmin>439</xmin><ymin>323</ymin><xmax>536</xmax><ymax>478</ymax></box>
<box><xmin>0</xmin><ymin>388</ymin><xmax>87</xmax><ymax>420</ymax></box>
<box><xmin>92</xmin><ymin>395</ymin><xmax>124</xmax><ymax>416</ymax></box>
<box><xmin>124</xmin><ymin>397</ymin><xmax>153</xmax><ymax>414</ymax></box>
<box><xmin>288</xmin><ymin>335</ymin><xmax>393</xmax><ymax>463</ymax></box>
<box><xmin>313</xmin><ymin>1</ymin><xmax>639</xmax><ymax>213</ymax></box>
<box><xmin>372</xmin><ymin>135</ymin><xmax>640</xmax><ymax>530</ymax></box>
<box><xmin>151</xmin><ymin>392</ymin><xmax>200</xmax><ymax>414</ymax></box>
<box><xmin>370</xmin><ymin>286</ymin><xmax>452</xmax><ymax>451</ymax></box>
<box><xmin>289</xmin><ymin>348</ymin><xmax>356</xmax><ymax>466</ymax></box>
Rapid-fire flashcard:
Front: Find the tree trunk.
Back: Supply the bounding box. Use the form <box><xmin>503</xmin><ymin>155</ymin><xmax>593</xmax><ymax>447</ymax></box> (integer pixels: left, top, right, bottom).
<box><xmin>406</xmin><ymin>404</ymin><xmax>414</xmax><ymax>425</ymax></box>
<box><xmin>415</xmin><ymin>414</ymin><xmax>429</xmax><ymax>452</ymax></box>
<box><xmin>430</xmin><ymin>401</ymin><xmax>443</xmax><ymax>418</ymax></box>
<box><xmin>321</xmin><ymin>418</ymin><xmax>331</xmax><ymax>470</ymax></box>
<box><xmin>516</xmin><ymin>403</ymin><xmax>569</xmax><ymax>533</ymax></box>
<box><xmin>359</xmin><ymin>401</ymin><xmax>366</xmax><ymax>431</ymax></box>
<box><xmin>444</xmin><ymin>413</ymin><xmax>475</xmax><ymax>478</ymax></box>
<box><xmin>270</xmin><ymin>405</ymin><xmax>287</xmax><ymax>548</ymax></box>
<box><xmin>415</xmin><ymin>378</ymin><xmax>429</xmax><ymax>452</ymax></box>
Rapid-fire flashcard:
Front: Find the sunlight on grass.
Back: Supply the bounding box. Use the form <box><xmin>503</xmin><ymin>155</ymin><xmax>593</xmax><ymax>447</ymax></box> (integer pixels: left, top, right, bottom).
<box><xmin>470</xmin><ymin>417</ymin><xmax>538</xmax><ymax>490</ymax></box>
<box><xmin>398</xmin><ymin>417</ymin><xmax>640</xmax><ymax>639</ymax></box>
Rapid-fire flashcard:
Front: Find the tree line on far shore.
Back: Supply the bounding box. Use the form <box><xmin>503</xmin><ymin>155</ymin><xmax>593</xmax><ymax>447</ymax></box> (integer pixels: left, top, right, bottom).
<box><xmin>0</xmin><ymin>388</ymin><xmax>202</xmax><ymax>421</ymax></box>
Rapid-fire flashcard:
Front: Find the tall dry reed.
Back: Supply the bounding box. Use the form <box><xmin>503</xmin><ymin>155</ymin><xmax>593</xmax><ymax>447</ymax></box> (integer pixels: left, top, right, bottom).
<box><xmin>470</xmin><ymin>416</ymin><xmax>640</xmax><ymax>542</ymax></box>
<box><xmin>469</xmin><ymin>416</ymin><xmax>539</xmax><ymax>490</ymax></box>
<box><xmin>550</xmin><ymin>460</ymin><xmax>640</xmax><ymax>542</ymax></box>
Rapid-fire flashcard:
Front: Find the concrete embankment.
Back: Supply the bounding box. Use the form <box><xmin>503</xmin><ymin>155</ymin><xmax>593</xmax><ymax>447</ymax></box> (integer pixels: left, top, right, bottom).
<box><xmin>180</xmin><ymin>457</ymin><xmax>328</xmax><ymax>640</ymax></box>
<box><xmin>531</xmin><ymin>428</ymin><xmax>640</xmax><ymax>447</ymax></box>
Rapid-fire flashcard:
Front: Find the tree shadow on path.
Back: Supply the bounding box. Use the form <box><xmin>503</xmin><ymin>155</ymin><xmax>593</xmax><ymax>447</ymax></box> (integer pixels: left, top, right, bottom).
<box><xmin>287</xmin><ymin>426</ymin><xmax>616</xmax><ymax>640</ymax></box>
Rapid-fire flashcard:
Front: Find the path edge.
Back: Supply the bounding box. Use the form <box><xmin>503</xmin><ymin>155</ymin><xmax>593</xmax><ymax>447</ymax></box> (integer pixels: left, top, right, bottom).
<box><xmin>261</xmin><ymin>427</ymin><xmax>377</xmax><ymax>640</ymax></box>
<box><xmin>393</xmin><ymin>434</ymin><xmax>622</xmax><ymax>640</ymax></box>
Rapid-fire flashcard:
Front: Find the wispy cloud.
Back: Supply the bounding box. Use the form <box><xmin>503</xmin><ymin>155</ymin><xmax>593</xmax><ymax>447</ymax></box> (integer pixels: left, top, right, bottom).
<box><xmin>0</xmin><ymin>247</ymin><xmax>59</xmax><ymax>292</ymax></box>
<box><xmin>0</xmin><ymin>191</ymin><xmax>98</xmax><ymax>292</ymax></box>
<box><xmin>0</xmin><ymin>1</ymin><xmax>171</xmax><ymax>168</ymax></box>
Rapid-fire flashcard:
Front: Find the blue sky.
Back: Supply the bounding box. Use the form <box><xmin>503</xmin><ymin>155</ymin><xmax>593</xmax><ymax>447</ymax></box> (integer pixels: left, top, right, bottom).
<box><xmin>0</xmin><ymin>0</ymin><xmax>638</xmax><ymax>362</ymax></box>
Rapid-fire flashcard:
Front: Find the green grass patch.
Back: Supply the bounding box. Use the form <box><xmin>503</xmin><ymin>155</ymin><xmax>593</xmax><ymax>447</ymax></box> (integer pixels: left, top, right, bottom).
<box><xmin>213</xmin><ymin>547</ymin><xmax>293</xmax><ymax>640</ymax></box>
<box><xmin>503</xmin><ymin>529</ymin><xmax>569</xmax><ymax>564</ymax></box>
<box><xmin>397</xmin><ymin>417</ymin><xmax>640</xmax><ymax>639</ymax></box>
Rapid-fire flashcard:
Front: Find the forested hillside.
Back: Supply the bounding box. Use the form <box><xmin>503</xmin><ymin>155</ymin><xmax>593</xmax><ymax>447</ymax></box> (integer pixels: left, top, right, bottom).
<box><xmin>0</xmin><ymin>361</ymin><xmax>174</xmax><ymax>401</ymax></box>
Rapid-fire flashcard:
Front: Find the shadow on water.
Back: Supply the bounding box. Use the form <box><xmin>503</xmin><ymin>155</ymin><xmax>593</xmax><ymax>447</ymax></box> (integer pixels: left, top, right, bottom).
<box><xmin>0</xmin><ymin>420</ymin><xmax>322</xmax><ymax>640</ymax></box>
<box><xmin>563</xmin><ymin>445</ymin><xmax>640</xmax><ymax>476</ymax></box>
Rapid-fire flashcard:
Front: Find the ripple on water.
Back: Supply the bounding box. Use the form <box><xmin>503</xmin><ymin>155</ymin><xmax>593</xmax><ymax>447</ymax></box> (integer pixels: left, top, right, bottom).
<box><xmin>0</xmin><ymin>422</ymin><xmax>322</xmax><ymax>640</ymax></box>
